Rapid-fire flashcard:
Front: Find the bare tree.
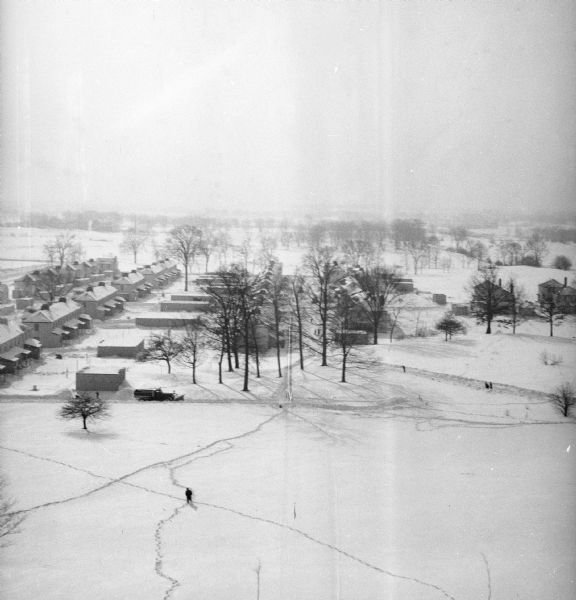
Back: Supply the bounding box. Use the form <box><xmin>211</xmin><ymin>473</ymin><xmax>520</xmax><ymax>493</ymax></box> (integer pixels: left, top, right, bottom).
<box><xmin>470</xmin><ymin>264</ymin><xmax>511</xmax><ymax>334</ymax></box>
<box><xmin>43</xmin><ymin>232</ymin><xmax>84</xmax><ymax>267</ymax></box>
<box><xmin>178</xmin><ymin>321</ymin><xmax>207</xmax><ymax>384</ymax></box>
<box><xmin>166</xmin><ymin>225</ymin><xmax>202</xmax><ymax>291</ymax></box>
<box><xmin>497</xmin><ymin>278</ymin><xmax>527</xmax><ymax>334</ymax></box>
<box><xmin>140</xmin><ymin>329</ymin><xmax>184</xmax><ymax>374</ymax></box>
<box><xmin>330</xmin><ymin>286</ymin><xmax>361</xmax><ymax>383</ymax></box>
<box><xmin>303</xmin><ymin>246</ymin><xmax>345</xmax><ymax>367</ymax></box>
<box><xmin>59</xmin><ymin>392</ymin><xmax>110</xmax><ymax>431</ymax></box>
<box><xmin>121</xmin><ymin>232</ymin><xmax>147</xmax><ymax>264</ymax></box>
<box><xmin>202</xmin><ymin>313</ymin><xmax>228</xmax><ymax>384</ymax></box>
<box><xmin>351</xmin><ymin>266</ymin><xmax>400</xmax><ymax>345</ymax></box>
<box><xmin>267</xmin><ymin>266</ymin><xmax>289</xmax><ymax>378</ymax></box>
<box><xmin>549</xmin><ymin>382</ymin><xmax>575</xmax><ymax>417</ymax></box>
<box><xmin>435</xmin><ymin>312</ymin><xmax>467</xmax><ymax>341</ymax></box>
<box><xmin>449</xmin><ymin>225</ymin><xmax>468</xmax><ymax>251</ymax></box>
<box><xmin>536</xmin><ymin>293</ymin><xmax>565</xmax><ymax>337</ymax></box>
<box><xmin>289</xmin><ymin>273</ymin><xmax>307</xmax><ymax>370</ymax></box>
<box><xmin>0</xmin><ymin>475</ymin><xmax>25</xmax><ymax>546</ymax></box>
<box><xmin>524</xmin><ymin>231</ymin><xmax>548</xmax><ymax>267</ymax></box>
<box><xmin>33</xmin><ymin>268</ymin><xmax>74</xmax><ymax>302</ymax></box>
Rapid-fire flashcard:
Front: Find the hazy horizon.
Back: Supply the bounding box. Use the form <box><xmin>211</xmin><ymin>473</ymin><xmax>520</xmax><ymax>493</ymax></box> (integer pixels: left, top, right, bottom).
<box><xmin>1</xmin><ymin>0</ymin><xmax>575</xmax><ymax>219</ymax></box>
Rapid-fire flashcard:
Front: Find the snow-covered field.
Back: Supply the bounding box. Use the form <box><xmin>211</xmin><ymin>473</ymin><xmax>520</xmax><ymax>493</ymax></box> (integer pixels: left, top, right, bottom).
<box><xmin>1</xmin><ymin>309</ymin><xmax>576</xmax><ymax>600</ymax></box>
<box><xmin>1</xmin><ymin>358</ymin><xmax>575</xmax><ymax>600</ymax></box>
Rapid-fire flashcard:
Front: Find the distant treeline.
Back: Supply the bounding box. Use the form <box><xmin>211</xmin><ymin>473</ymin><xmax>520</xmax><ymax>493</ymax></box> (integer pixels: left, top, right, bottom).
<box><xmin>534</xmin><ymin>227</ymin><xmax>576</xmax><ymax>244</ymax></box>
<box><xmin>13</xmin><ymin>211</ymin><xmax>170</xmax><ymax>232</ymax></box>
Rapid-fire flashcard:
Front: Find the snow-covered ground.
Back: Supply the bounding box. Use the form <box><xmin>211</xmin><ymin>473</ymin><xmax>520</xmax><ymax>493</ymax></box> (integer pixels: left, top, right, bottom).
<box><xmin>1</xmin><ymin>228</ymin><xmax>575</xmax><ymax>599</ymax></box>
<box><xmin>1</xmin><ymin>358</ymin><xmax>575</xmax><ymax>600</ymax></box>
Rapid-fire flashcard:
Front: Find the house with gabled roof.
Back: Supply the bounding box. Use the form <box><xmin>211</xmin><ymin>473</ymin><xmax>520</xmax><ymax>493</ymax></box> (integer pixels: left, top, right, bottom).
<box><xmin>73</xmin><ymin>282</ymin><xmax>123</xmax><ymax>320</ymax></box>
<box><xmin>12</xmin><ymin>272</ymin><xmax>39</xmax><ymax>299</ymax></box>
<box><xmin>0</xmin><ymin>316</ymin><xmax>34</xmax><ymax>373</ymax></box>
<box><xmin>112</xmin><ymin>270</ymin><xmax>147</xmax><ymax>301</ymax></box>
<box><xmin>539</xmin><ymin>277</ymin><xmax>576</xmax><ymax>314</ymax></box>
<box><xmin>21</xmin><ymin>298</ymin><xmax>83</xmax><ymax>347</ymax></box>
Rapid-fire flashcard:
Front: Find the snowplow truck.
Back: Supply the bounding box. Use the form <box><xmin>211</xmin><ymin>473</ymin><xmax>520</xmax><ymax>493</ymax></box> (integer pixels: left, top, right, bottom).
<box><xmin>134</xmin><ymin>388</ymin><xmax>184</xmax><ymax>401</ymax></box>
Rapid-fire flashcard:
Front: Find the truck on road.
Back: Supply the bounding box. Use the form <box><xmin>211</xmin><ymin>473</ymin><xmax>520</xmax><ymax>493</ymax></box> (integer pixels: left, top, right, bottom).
<box><xmin>133</xmin><ymin>388</ymin><xmax>184</xmax><ymax>401</ymax></box>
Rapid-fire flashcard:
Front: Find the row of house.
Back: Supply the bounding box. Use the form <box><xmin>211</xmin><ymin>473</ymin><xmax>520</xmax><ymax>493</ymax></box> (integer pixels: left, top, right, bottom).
<box><xmin>112</xmin><ymin>260</ymin><xmax>180</xmax><ymax>300</ymax></box>
<box><xmin>0</xmin><ymin>258</ymin><xmax>181</xmax><ymax>382</ymax></box>
<box><xmin>12</xmin><ymin>257</ymin><xmax>120</xmax><ymax>306</ymax></box>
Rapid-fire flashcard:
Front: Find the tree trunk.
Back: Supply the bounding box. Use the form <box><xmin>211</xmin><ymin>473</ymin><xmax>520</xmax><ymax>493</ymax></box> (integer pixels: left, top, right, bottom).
<box><xmin>341</xmin><ymin>350</ymin><xmax>347</xmax><ymax>383</ymax></box>
<box><xmin>82</xmin><ymin>416</ymin><xmax>87</xmax><ymax>430</ymax></box>
<box><xmin>550</xmin><ymin>318</ymin><xmax>554</xmax><ymax>337</ymax></box>
<box><xmin>166</xmin><ymin>359</ymin><xmax>171</xmax><ymax>374</ymax></box>
<box><xmin>242</xmin><ymin>319</ymin><xmax>250</xmax><ymax>392</ymax></box>
<box><xmin>252</xmin><ymin>328</ymin><xmax>261</xmax><ymax>379</ymax></box>
<box><xmin>275</xmin><ymin>311</ymin><xmax>282</xmax><ymax>378</ymax></box>
<box><xmin>192</xmin><ymin>362</ymin><xmax>196</xmax><ymax>384</ymax></box>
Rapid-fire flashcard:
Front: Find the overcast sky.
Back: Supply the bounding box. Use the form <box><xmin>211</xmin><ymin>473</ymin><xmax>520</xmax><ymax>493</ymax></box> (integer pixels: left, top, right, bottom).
<box><xmin>1</xmin><ymin>0</ymin><xmax>575</xmax><ymax>219</ymax></box>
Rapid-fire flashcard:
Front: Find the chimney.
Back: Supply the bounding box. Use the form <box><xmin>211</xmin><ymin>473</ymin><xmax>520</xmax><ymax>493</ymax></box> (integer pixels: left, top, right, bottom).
<box><xmin>86</xmin><ymin>286</ymin><xmax>94</xmax><ymax>292</ymax></box>
<box><xmin>59</xmin><ymin>297</ymin><xmax>67</xmax><ymax>303</ymax></box>
<box><xmin>98</xmin><ymin>281</ymin><xmax>106</xmax><ymax>286</ymax></box>
<box><xmin>40</xmin><ymin>303</ymin><xmax>51</xmax><ymax>311</ymax></box>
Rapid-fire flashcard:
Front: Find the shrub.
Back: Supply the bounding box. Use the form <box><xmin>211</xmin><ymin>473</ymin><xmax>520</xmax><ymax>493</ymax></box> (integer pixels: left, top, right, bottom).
<box><xmin>550</xmin><ymin>382</ymin><xmax>576</xmax><ymax>417</ymax></box>
<box><xmin>540</xmin><ymin>351</ymin><xmax>563</xmax><ymax>365</ymax></box>
<box><xmin>553</xmin><ymin>255</ymin><xmax>572</xmax><ymax>270</ymax></box>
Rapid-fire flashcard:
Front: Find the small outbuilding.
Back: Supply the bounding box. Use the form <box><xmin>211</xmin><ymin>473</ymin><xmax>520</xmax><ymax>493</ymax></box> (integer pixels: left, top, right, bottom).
<box><xmin>76</xmin><ymin>367</ymin><xmax>126</xmax><ymax>392</ymax></box>
<box><xmin>97</xmin><ymin>337</ymin><xmax>145</xmax><ymax>358</ymax></box>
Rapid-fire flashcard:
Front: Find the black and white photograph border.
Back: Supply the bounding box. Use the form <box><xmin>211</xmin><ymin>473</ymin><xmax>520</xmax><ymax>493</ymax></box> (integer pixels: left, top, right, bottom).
<box><xmin>1</xmin><ymin>1</ymin><xmax>575</xmax><ymax>599</ymax></box>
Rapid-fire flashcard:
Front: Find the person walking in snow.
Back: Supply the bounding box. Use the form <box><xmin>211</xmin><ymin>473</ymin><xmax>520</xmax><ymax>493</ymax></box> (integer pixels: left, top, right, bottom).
<box><xmin>185</xmin><ymin>488</ymin><xmax>193</xmax><ymax>504</ymax></box>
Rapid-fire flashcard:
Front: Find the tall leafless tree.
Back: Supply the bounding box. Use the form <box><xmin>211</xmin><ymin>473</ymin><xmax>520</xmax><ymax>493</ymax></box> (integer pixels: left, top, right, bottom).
<box><xmin>121</xmin><ymin>231</ymin><xmax>148</xmax><ymax>264</ymax></box>
<box><xmin>470</xmin><ymin>264</ymin><xmax>511</xmax><ymax>334</ymax></box>
<box><xmin>303</xmin><ymin>246</ymin><xmax>345</xmax><ymax>367</ymax></box>
<box><xmin>178</xmin><ymin>321</ymin><xmax>207</xmax><ymax>384</ymax></box>
<box><xmin>43</xmin><ymin>232</ymin><xmax>84</xmax><ymax>267</ymax></box>
<box><xmin>536</xmin><ymin>292</ymin><xmax>565</xmax><ymax>337</ymax></box>
<box><xmin>351</xmin><ymin>266</ymin><xmax>400</xmax><ymax>345</ymax></box>
<box><xmin>166</xmin><ymin>225</ymin><xmax>202</xmax><ymax>291</ymax></box>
